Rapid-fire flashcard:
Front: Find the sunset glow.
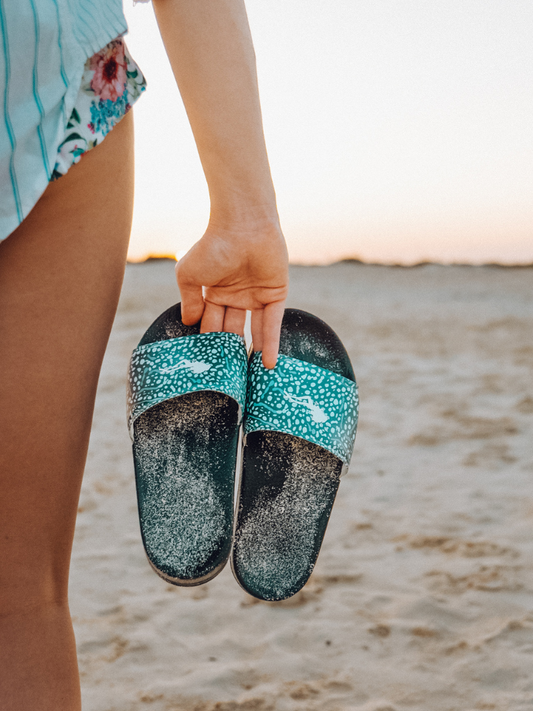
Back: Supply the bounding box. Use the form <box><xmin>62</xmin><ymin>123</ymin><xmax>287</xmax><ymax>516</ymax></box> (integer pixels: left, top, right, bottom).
<box><xmin>124</xmin><ymin>0</ymin><xmax>533</xmax><ymax>265</ymax></box>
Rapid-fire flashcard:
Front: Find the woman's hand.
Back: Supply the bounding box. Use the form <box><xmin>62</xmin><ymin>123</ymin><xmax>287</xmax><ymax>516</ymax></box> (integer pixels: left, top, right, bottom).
<box><xmin>176</xmin><ymin>219</ymin><xmax>289</xmax><ymax>369</ymax></box>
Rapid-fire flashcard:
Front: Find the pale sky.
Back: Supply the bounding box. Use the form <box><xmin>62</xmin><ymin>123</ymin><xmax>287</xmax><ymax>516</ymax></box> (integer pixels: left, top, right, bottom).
<box><xmin>123</xmin><ymin>0</ymin><xmax>533</xmax><ymax>264</ymax></box>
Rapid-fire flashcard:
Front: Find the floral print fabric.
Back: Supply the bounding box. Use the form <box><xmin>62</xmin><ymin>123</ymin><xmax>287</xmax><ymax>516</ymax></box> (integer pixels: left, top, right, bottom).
<box><xmin>52</xmin><ymin>38</ymin><xmax>146</xmax><ymax>180</ymax></box>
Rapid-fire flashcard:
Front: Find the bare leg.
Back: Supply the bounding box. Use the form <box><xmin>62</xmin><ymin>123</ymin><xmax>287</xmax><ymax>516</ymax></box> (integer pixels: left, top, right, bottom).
<box><xmin>0</xmin><ymin>110</ymin><xmax>134</xmax><ymax>711</ymax></box>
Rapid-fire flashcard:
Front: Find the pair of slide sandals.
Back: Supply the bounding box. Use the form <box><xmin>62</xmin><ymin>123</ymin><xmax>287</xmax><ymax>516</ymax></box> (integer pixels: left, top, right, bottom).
<box><xmin>127</xmin><ymin>304</ymin><xmax>358</xmax><ymax>601</ymax></box>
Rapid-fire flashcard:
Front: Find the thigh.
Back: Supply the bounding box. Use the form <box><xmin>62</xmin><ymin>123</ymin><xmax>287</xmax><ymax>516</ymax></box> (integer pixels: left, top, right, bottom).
<box><xmin>0</xmin><ymin>111</ymin><xmax>134</xmax><ymax>611</ymax></box>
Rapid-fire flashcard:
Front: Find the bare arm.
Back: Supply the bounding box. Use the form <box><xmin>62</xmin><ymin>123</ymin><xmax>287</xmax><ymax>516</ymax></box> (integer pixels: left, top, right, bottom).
<box><xmin>152</xmin><ymin>0</ymin><xmax>289</xmax><ymax>367</ymax></box>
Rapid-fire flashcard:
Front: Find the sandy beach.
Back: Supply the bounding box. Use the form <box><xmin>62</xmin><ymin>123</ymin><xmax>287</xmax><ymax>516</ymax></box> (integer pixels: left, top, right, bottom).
<box><xmin>71</xmin><ymin>260</ymin><xmax>533</xmax><ymax>711</ymax></box>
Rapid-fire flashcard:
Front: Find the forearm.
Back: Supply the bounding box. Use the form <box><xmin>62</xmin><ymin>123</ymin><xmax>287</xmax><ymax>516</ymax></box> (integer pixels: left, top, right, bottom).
<box><xmin>152</xmin><ymin>0</ymin><xmax>279</xmax><ymax>228</ymax></box>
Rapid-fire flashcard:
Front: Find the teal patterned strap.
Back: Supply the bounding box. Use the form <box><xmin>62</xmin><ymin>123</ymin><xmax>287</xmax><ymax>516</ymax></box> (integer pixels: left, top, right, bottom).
<box><xmin>244</xmin><ymin>353</ymin><xmax>359</xmax><ymax>465</ymax></box>
<box><xmin>127</xmin><ymin>332</ymin><xmax>248</xmax><ymax>437</ymax></box>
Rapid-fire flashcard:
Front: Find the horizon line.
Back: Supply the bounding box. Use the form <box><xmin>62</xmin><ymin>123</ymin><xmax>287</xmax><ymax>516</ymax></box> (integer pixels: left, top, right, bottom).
<box><xmin>126</xmin><ymin>254</ymin><xmax>533</xmax><ymax>269</ymax></box>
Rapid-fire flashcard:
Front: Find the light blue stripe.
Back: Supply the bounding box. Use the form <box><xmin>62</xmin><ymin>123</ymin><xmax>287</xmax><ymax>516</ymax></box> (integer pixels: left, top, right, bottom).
<box><xmin>73</xmin><ymin>18</ymin><xmax>96</xmax><ymax>51</ymax></box>
<box><xmin>104</xmin><ymin>1</ymin><xmax>124</xmax><ymax>27</ymax></box>
<box><xmin>63</xmin><ymin>0</ymin><xmax>95</xmax><ymax>50</ymax></box>
<box><xmin>0</xmin><ymin>0</ymin><xmax>23</xmax><ymax>222</ymax></box>
<box><xmin>51</xmin><ymin>0</ymin><xmax>68</xmax><ymax>89</ymax></box>
<box><xmin>98</xmin><ymin>1</ymin><xmax>126</xmax><ymax>43</ymax></box>
<box><xmin>63</xmin><ymin>0</ymin><xmax>127</xmax><ymax>57</ymax></box>
<box><xmin>29</xmin><ymin>0</ymin><xmax>50</xmax><ymax>178</ymax></box>
<box><xmin>77</xmin><ymin>3</ymin><xmax>101</xmax><ymax>48</ymax></box>
<box><xmin>99</xmin><ymin>4</ymin><xmax>118</xmax><ymax>34</ymax></box>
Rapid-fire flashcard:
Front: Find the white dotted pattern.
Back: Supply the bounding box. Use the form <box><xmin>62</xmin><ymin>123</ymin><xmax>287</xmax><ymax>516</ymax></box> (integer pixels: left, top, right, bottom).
<box><xmin>244</xmin><ymin>353</ymin><xmax>358</xmax><ymax>465</ymax></box>
<box><xmin>127</xmin><ymin>332</ymin><xmax>248</xmax><ymax>437</ymax></box>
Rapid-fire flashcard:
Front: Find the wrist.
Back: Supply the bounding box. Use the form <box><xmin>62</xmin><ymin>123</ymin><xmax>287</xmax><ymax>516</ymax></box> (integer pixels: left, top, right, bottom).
<box><xmin>208</xmin><ymin>202</ymin><xmax>281</xmax><ymax>236</ymax></box>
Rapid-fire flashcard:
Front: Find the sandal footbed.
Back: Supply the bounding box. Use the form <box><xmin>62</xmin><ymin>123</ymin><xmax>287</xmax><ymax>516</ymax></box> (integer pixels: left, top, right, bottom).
<box><xmin>232</xmin><ymin>309</ymin><xmax>355</xmax><ymax>601</ymax></box>
<box><xmin>133</xmin><ymin>303</ymin><xmax>239</xmax><ymax>586</ymax></box>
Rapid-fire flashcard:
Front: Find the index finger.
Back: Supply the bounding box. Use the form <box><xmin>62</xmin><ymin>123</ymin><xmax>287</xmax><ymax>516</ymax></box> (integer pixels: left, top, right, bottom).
<box><xmin>258</xmin><ymin>300</ymin><xmax>286</xmax><ymax>369</ymax></box>
<box><xmin>176</xmin><ymin>262</ymin><xmax>205</xmax><ymax>326</ymax></box>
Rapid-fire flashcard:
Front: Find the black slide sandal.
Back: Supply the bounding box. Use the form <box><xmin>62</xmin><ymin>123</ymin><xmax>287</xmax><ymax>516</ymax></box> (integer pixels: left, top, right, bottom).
<box><xmin>232</xmin><ymin>308</ymin><xmax>359</xmax><ymax>601</ymax></box>
<box><xmin>127</xmin><ymin>303</ymin><xmax>247</xmax><ymax>586</ymax></box>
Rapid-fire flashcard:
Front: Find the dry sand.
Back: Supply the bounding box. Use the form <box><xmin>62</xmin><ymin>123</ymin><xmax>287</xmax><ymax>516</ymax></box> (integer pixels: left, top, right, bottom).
<box><xmin>71</xmin><ymin>261</ymin><xmax>533</xmax><ymax>711</ymax></box>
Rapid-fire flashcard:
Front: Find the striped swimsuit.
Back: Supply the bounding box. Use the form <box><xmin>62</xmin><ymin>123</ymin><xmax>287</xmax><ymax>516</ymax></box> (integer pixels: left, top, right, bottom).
<box><xmin>0</xmin><ymin>0</ymin><xmax>145</xmax><ymax>243</ymax></box>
